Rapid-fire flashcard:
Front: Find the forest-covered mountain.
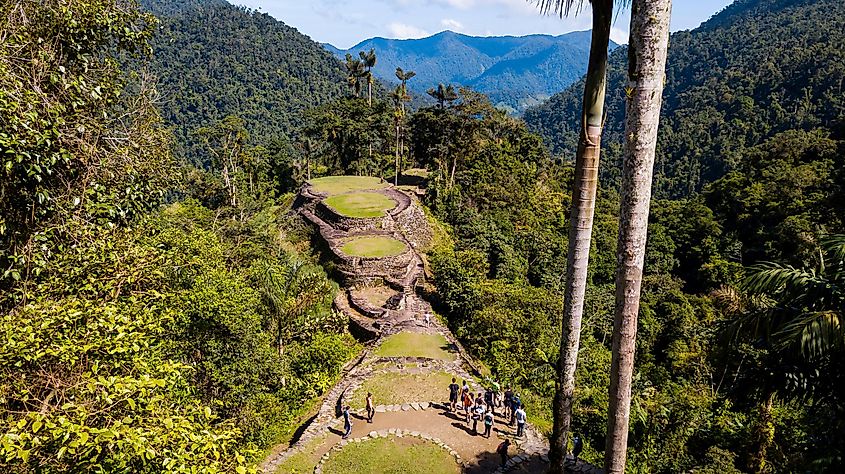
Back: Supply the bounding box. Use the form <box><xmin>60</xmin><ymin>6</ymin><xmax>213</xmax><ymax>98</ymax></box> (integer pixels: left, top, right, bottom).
<box><xmin>524</xmin><ymin>0</ymin><xmax>845</xmax><ymax>198</ymax></box>
<box><xmin>139</xmin><ymin>0</ymin><xmax>346</xmax><ymax>162</ymax></box>
<box><xmin>326</xmin><ymin>30</ymin><xmax>615</xmax><ymax>113</ymax></box>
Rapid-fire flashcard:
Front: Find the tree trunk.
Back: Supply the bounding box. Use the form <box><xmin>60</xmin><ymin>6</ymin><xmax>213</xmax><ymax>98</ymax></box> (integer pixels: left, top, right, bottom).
<box><xmin>395</xmin><ymin>123</ymin><xmax>401</xmax><ymax>186</ymax></box>
<box><xmin>549</xmin><ymin>3</ymin><xmax>614</xmax><ymax>473</ymax></box>
<box><xmin>749</xmin><ymin>392</ymin><xmax>776</xmax><ymax>473</ymax></box>
<box><xmin>605</xmin><ymin>1</ymin><xmax>672</xmax><ymax>473</ymax></box>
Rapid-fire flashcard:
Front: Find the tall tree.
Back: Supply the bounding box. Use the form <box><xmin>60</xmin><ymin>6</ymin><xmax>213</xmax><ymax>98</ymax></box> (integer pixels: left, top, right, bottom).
<box><xmin>196</xmin><ymin>116</ymin><xmax>250</xmax><ymax>207</ymax></box>
<box><xmin>427</xmin><ymin>83</ymin><xmax>459</xmax><ymax>108</ymax></box>
<box><xmin>344</xmin><ymin>53</ymin><xmax>365</xmax><ymax>97</ymax></box>
<box><xmin>393</xmin><ymin>67</ymin><xmax>416</xmax><ymax>185</ymax></box>
<box><xmin>257</xmin><ymin>258</ymin><xmax>335</xmax><ymax>357</ymax></box>
<box><xmin>359</xmin><ymin>48</ymin><xmax>377</xmax><ymax>106</ymax></box>
<box><xmin>532</xmin><ymin>1</ymin><xmax>615</xmax><ymax>470</ymax></box>
<box><xmin>605</xmin><ymin>1</ymin><xmax>672</xmax><ymax>472</ymax></box>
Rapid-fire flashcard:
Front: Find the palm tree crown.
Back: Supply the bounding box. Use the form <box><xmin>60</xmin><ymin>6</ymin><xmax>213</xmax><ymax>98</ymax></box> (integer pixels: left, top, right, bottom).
<box><xmin>742</xmin><ymin>235</ymin><xmax>845</xmax><ymax>358</ymax></box>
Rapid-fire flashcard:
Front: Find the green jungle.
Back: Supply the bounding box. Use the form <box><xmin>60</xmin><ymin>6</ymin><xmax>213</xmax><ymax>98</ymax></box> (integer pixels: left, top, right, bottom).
<box><xmin>1</xmin><ymin>0</ymin><xmax>843</xmax><ymax>473</ymax></box>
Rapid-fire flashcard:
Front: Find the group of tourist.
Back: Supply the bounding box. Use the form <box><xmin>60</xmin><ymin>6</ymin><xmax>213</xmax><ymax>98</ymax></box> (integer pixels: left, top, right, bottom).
<box><xmin>337</xmin><ymin>379</ymin><xmax>528</xmax><ymax>468</ymax></box>
<box><xmin>448</xmin><ymin>377</ymin><xmax>527</xmax><ymax>466</ymax></box>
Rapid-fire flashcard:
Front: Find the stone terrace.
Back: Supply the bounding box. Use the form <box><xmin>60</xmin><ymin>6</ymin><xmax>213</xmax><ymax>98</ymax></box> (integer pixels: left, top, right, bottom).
<box><xmin>260</xmin><ymin>177</ymin><xmax>602</xmax><ymax>473</ymax></box>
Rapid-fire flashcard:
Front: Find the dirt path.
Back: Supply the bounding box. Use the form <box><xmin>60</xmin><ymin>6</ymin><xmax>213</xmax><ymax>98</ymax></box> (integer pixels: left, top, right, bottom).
<box><xmin>259</xmin><ymin>183</ymin><xmax>601</xmax><ymax>473</ymax></box>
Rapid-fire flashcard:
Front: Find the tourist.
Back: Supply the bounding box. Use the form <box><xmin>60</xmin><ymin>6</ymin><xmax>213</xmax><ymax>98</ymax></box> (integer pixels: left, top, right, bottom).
<box><xmin>424</xmin><ymin>313</ymin><xmax>431</xmax><ymax>327</ymax></box>
<box><xmin>461</xmin><ymin>379</ymin><xmax>470</xmax><ymax>399</ymax></box>
<box><xmin>462</xmin><ymin>391</ymin><xmax>473</xmax><ymax>423</ymax></box>
<box><xmin>342</xmin><ymin>405</ymin><xmax>352</xmax><ymax>439</ymax></box>
<box><xmin>483</xmin><ymin>409</ymin><xmax>494</xmax><ymax>438</ymax></box>
<box><xmin>510</xmin><ymin>392</ymin><xmax>522</xmax><ymax>426</ymax></box>
<box><xmin>573</xmin><ymin>434</ymin><xmax>583</xmax><ymax>462</ymax></box>
<box><xmin>448</xmin><ymin>378</ymin><xmax>460</xmax><ymax>412</ymax></box>
<box><xmin>366</xmin><ymin>392</ymin><xmax>375</xmax><ymax>423</ymax></box>
<box><xmin>484</xmin><ymin>386</ymin><xmax>495</xmax><ymax>416</ymax></box>
<box><xmin>491</xmin><ymin>379</ymin><xmax>502</xmax><ymax>407</ymax></box>
<box><xmin>496</xmin><ymin>439</ymin><xmax>511</xmax><ymax>467</ymax></box>
<box><xmin>472</xmin><ymin>395</ymin><xmax>485</xmax><ymax>434</ymax></box>
<box><xmin>515</xmin><ymin>404</ymin><xmax>527</xmax><ymax>437</ymax></box>
<box><xmin>503</xmin><ymin>385</ymin><xmax>514</xmax><ymax>419</ymax></box>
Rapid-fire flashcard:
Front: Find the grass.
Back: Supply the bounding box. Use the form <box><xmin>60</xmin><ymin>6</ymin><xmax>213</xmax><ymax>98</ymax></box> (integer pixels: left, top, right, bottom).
<box><xmin>354</xmin><ymin>285</ymin><xmax>398</xmax><ymax>308</ymax></box>
<box><xmin>349</xmin><ymin>371</ymin><xmax>459</xmax><ymax>409</ymax></box>
<box><xmin>324</xmin><ymin>191</ymin><xmax>396</xmax><ymax>218</ymax></box>
<box><xmin>273</xmin><ymin>434</ymin><xmax>328</xmax><ymax>474</ymax></box>
<box><xmin>322</xmin><ymin>435</ymin><xmax>460</xmax><ymax>474</ymax></box>
<box><xmin>375</xmin><ymin>332</ymin><xmax>455</xmax><ymax>360</ymax></box>
<box><xmin>341</xmin><ymin>236</ymin><xmax>406</xmax><ymax>258</ymax></box>
<box><xmin>309</xmin><ymin>176</ymin><xmax>386</xmax><ymax>195</ymax></box>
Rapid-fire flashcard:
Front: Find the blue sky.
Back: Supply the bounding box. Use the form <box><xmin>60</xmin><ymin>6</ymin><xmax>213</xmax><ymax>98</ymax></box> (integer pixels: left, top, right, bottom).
<box><xmin>233</xmin><ymin>0</ymin><xmax>735</xmax><ymax>48</ymax></box>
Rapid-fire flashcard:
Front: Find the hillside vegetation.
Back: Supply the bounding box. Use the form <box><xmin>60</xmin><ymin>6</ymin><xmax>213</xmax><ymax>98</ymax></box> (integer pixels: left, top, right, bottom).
<box><xmin>140</xmin><ymin>0</ymin><xmax>346</xmax><ymax>162</ymax></box>
<box><xmin>3</xmin><ymin>0</ymin><xmax>844</xmax><ymax>472</ymax></box>
<box><xmin>327</xmin><ymin>30</ymin><xmax>615</xmax><ymax>113</ymax></box>
<box><xmin>524</xmin><ymin>0</ymin><xmax>845</xmax><ymax>198</ymax></box>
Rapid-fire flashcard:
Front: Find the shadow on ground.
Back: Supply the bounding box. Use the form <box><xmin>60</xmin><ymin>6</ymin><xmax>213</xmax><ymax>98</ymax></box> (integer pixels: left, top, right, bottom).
<box><xmin>465</xmin><ymin>450</ymin><xmax>548</xmax><ymax>473</ymax></box>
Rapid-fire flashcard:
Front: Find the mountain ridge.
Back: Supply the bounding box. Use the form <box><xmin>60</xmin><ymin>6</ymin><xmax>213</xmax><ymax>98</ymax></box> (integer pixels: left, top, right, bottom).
<box><xmin>327</xmin><ymin>30</ymin><xmax>616</xmax><ymax>113</ymax></box>
<box><xmin>524</xmin><ymin>0</ymin><xmax>845</xmax><ymax>198</ymax></box>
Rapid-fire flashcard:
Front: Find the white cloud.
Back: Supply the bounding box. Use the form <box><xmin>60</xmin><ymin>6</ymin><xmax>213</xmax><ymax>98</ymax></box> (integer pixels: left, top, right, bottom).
<box><xmin>432</xmin><ymin>0</ymin><xmax>535</xmax><ymax>13</ymax></box>
<box><xmin>440</xmin><ymin>18</ymin><xmax>464</xmax><ymax>31</ymax></box>
<box><xmin>610</xmin><ymin>26</ymin><xmax>629</xmax><ymax>45</ymax></box>
<box><xmin>387</xmin><ymin>22</ymin><xmax>431</xmax><ymax>39</ymax></box>
<box><xmin>435</xmin><ymin>0</ymin><xmax>475</xmax><ymax>9</ymax></box>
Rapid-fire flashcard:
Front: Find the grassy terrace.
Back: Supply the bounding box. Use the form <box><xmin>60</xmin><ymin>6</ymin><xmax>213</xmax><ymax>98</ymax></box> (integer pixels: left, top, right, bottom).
<box><xmin>341</xmin><ymin>236</ymin><xmax>406</xmax><ymax>258</ymax></box>
<box><xmin>322</xmin><ymin>436</ymin><xmax>460</xmax><ymax>474</ymax></box>
<box><xmin>375</xmin><ymin>332</ymin><xmax>455</xmax><ymax>360</ymax></box>
<box><xmin>349</xmin><ymin>370</ymin><xmax>457</xmax><ymax>408</ymax></box>
<box><xmin>274</xmin><ymin>435</ymin><xmax>327</xmax><ymax>474</ymax></box>
<box><xmin>324</xmin><ymin>191</ymin><xmax>396</xmax><ymax>218</ymax></box>
<box><xmin>308</xmin><ymin>176</ymin><xmax>387</xmax><ymax>195</ymax></box>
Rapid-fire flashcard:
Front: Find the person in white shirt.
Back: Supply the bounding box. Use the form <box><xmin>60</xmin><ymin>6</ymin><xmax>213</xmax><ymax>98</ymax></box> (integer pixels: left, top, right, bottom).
<box><xmin>514</xmin><ymin>405</ymin><xmax>527</xmax><ymax>437</ymax></box>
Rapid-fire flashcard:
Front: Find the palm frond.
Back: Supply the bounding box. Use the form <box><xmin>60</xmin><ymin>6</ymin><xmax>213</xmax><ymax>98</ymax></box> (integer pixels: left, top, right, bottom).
<box><xmin>742</xmin><ymin>262</ymin><xmax>833</xmax><ymax>305</ymax></box>
<box><xmin>533</xmin><ymin>0</ymin><xmax>585</xmax><ymax>17</ymax></box>
<box><xmin>775</xmin><ymin>311</ymin><xmax>844</xmax><ymax>359</ymax></box>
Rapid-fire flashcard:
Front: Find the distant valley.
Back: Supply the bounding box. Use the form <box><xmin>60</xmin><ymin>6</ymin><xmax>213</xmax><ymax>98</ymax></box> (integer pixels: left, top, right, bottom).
<box><xmin>326</xmin><ymin>31</ymin><xmax>617</xmax><ymax>113</ymax></box>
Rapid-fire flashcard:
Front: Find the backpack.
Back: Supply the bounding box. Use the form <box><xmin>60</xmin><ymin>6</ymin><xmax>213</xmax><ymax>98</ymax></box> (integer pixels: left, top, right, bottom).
<box><xmin>497</xmin><ymin>442</ymin><xmax>507</xmax><ymax>454</ymax></box>
<box><xmin>484</xmin><ymin>413</ymin><xmax>494</xmax><ymax>426</ymax></box>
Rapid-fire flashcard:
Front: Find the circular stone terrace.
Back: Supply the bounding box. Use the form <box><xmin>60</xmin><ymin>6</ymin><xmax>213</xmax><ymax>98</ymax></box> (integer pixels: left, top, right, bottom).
<box><xmin>340</xmin><ymin>236</ymin><xmax>408</xmax><ymax>258</ymax></box>
<box><xmin>324</xmin><ymin>192</ymin><xmax>397</xmax><ymax>219</ymax></box>
<box><xmin>308</xmin><ymin>176</ymin><xmax>388</xmax><ymax>196</ymax></box>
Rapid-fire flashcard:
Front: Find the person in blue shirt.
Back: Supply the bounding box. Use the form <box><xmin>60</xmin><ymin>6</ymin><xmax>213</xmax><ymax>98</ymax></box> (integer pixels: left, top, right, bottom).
<box><xmin>510</xmin><ymin>393</ymin><xmax>521</xmax><ymax>426</ymax></box>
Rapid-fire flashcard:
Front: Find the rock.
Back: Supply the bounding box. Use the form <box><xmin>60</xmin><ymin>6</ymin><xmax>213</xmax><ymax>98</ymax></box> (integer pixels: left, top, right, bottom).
<box><xmin>420</xmin><ymin>402</ymin><xmax>430</xmax><ymax>409</ymax></box>
<box><xmin>410</xmin><ymin>431</ymin><xmax>420</xmax><ymax>437</ymax></box>
<box><xmin>375</xmin><ymin>406</ymin><xmax>386</xmax><ymax>413</ymax></box>
<box><xmin>411</xmin><ymin>402</ymin><xmax>421</xmax><ymax>410</ymax></box>
<box><xmin>401</xmin><ymin>404</ymin><xmax>412</xmax><ymax>411</ymax></box>
<box><xmin>450</xmin><ymin>450</ymin><xmax>458</xmax><ymax>457</ymax></box>
<box><xmin>369</xmin><ymin>431</ymin><xmax>379</xmax><ymax>438</ymax></box>
<box><xmin>388</xmin><ymin>428</ymin><xmax>397</xmax><ymax>435</ymax></box>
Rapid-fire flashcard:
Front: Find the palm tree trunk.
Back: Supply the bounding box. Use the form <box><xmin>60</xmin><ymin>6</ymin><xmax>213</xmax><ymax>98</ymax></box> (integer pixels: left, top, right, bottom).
<box><xmin>605</xmin><ymin>1</ymin><xmax>672</xmax><ymax>473</ymax></box>
<box><xmin>395</xmin><ymin>123</ymin><xmax>402</xmax><ymax>186</ymax></box>
<box><xmin>549</xmin><ymin>3</ymin><xmax>614</xmax><ymax>472</ymax></box>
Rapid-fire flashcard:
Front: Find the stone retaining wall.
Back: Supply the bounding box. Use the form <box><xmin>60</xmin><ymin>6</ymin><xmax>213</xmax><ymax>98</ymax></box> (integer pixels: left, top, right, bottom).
<box><xmin>316</xmin><ymin>200</ymin><xmax>391</xmax><ymax>233</ymax></box>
